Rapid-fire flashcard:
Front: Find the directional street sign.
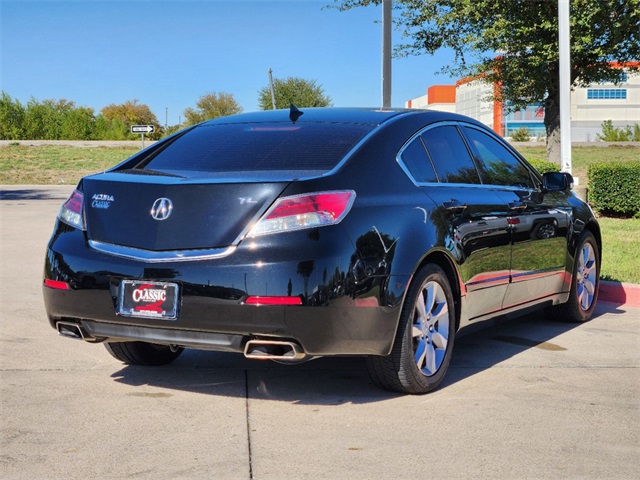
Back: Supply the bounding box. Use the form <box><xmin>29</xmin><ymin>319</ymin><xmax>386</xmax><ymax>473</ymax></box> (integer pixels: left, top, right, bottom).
<box><xmin>131</xmin><ymin>125</ymin><xmax>155</xmax><ymax>150</ymax></box>
<box><xmin>131</xmin><ymin>125</ymin><xmax>155</xmax><ymax>134</ymax></box>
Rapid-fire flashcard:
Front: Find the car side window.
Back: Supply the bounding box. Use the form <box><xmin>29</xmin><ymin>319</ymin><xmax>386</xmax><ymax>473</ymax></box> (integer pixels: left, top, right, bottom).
<box><xmin>421</xmin><ymin>125</ymin><xmax>481</xmax><ymax>184</ymax></box>
<box><xmin>463</xmin><ymin>127</ymin><xmax>535</xmax><ymax>189</ymax></box>
<box><xmin>399</xmin><ymin>136</ymin><xmax>438</xmax><ymax>183</ymax></box>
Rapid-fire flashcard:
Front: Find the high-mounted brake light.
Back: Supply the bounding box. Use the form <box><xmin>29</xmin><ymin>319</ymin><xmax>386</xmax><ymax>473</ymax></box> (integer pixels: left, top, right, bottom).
<box><xmin>248</xmin><ymin>190</ymin><xmax>355</xmax><ymax>237</ymax></box>
<box><xmin>58</xmin><ymin>189</ymin><xmax>85</xmax><ymax>230</ymax></box>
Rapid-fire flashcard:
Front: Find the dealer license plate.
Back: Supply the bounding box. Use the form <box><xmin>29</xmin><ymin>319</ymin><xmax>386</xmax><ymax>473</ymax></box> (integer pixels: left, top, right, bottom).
<box><xmin>117</xmin><ymin>280</ymin><xmax>179</xmax><ymax>320</ymax></box>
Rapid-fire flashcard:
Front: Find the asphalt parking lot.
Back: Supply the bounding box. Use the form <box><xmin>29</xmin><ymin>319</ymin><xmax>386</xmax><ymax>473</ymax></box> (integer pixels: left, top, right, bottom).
<box><xmin>1</xmin><ymin>186</ymin><xmax>638</xmax><ymax>480</ymax></box>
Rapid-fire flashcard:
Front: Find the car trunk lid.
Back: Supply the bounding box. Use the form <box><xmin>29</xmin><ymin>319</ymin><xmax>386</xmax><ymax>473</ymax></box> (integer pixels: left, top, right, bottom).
<box><xmin>82</xmin><ymin>172</ymin><xmax>289</xmax><ymax>251</ymax></box>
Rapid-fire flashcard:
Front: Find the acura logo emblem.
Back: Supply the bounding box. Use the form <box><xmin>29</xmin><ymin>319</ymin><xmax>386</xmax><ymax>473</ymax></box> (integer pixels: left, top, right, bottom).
<box><xmin>150</xmin><ymin>198</ymin><xmax>173</xmax><ymax>221</ymax></box>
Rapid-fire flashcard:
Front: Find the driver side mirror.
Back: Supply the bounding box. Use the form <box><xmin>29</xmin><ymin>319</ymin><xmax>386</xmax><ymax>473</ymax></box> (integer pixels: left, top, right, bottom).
<box><xmin>542</xmin><ymin>172</ymin><xmax>574</xmax><ymax>191</ymax></box>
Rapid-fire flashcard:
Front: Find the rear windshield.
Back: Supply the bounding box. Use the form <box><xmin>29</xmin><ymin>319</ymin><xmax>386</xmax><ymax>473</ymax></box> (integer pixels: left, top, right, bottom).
<box><xmin>139</xmin><ymin>123</ymin><xmax>374</xmax><ymax>174</ymax></box>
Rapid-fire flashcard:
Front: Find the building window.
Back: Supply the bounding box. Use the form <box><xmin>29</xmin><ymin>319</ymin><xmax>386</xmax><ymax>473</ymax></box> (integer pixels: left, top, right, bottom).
<box><xmin>587</xmin><ymin>89</ymin><xmax>627</xmax><ymax>100</ymax></box>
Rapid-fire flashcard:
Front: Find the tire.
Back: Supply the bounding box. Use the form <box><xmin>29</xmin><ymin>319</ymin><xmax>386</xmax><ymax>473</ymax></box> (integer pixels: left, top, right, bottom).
<box><xmin>367</xmin><ymin>264</ymin><xmax>456</xmax><ymax>394</ymax></box>
<box><xmin>548</xmin><ymin>230</ymin><xmax>600</xmax><ymax>323</ymax></box>
<box><xmin>104</xmin><ymin>341</ymin><xmax>183</xmax><ymax>366</ymax></box>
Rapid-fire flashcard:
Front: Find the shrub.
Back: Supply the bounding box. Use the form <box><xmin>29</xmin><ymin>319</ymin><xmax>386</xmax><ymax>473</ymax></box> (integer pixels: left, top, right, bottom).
<box><xmin>511</xmin><ymin>127</ymin><xmax>531</xmax><ymax>142</ymax></box>
<box><xmin>597</xmin><ymin>120</ymin><xmax>640</xmax><ymax>142</ymax></box>
<box><xmin>588</xmin><ymin>162</ymin><xmax>640</xmax><ymax>217</ymax></box>
<box><xmin>528</xmin><ymin>159</ymin><xmax>560</xmax><ymax>175</ymax></box>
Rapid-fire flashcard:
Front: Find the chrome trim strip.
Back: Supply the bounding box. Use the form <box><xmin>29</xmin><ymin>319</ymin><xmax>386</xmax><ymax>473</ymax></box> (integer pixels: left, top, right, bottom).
<box><xmin>88</xmin><ymin>240</ymin><xmax>236</xmax><ymax>263</ymax></box>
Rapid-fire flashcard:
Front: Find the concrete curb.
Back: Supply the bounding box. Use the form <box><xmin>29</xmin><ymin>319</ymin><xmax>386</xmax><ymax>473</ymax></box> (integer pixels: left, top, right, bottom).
<box><xmin>599</xmin><ymin>281</ymin><xmax>640</xmax><ymax>308</ymax></box>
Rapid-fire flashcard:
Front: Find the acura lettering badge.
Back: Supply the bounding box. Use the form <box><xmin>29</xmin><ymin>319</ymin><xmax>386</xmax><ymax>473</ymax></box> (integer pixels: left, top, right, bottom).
<box><xmin>150</xmin><ymin>198</ymin><xmax>173</xmax><ymax>221</ymax></box>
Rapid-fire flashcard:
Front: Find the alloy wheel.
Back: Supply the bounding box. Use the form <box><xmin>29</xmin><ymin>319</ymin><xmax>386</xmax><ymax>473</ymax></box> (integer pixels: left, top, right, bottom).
<box><xmin>576</xmin><ymin>242</ymin><xmax>597</xmax><ymax>311</ymax></box>
<box><xmin>412</xmin><ymin>281</ymin><xmax>450</xmax><ymax>376</ymax></box>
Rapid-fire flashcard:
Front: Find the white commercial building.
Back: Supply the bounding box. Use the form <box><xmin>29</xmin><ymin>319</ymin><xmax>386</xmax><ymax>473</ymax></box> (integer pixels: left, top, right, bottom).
<box><xmin>406</xmin><ymin>64</ymin><xmax>640</xmax><ymax>141</ymax></box>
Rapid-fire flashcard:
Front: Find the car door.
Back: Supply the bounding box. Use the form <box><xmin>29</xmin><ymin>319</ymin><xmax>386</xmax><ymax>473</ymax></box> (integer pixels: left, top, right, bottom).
<box><xmin>400</xmin><ymin>123</ymin><xmax>513</xmax><ymax>320</ymax></box>
<box><xmin>460</xmin><ymin>125</ymin><xmax>572</xmax><ymax>308</ymax></box>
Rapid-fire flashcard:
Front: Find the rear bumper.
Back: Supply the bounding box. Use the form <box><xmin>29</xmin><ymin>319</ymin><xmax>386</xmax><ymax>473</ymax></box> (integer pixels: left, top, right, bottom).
<box><xmin>54</xmin><ymin>318</ymin><xmax>247</xmax><ymax>353</ymax></box>
<box><xmin>43</xmin><ymin>224</ymin><xmax>408</xmax><ymax>357</ymax></box>
<box><xmin>43</xmin><ymin>285</ymin><xmax>400</xmax><ymax>356</ymax></box>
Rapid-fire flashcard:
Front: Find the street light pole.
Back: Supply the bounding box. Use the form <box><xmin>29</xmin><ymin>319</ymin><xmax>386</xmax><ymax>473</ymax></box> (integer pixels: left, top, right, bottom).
<box><xmin>382</xmin><ymin>0</ymin><xmax>392</xmax><ymax>109</ymax></box>
<box><xmin>558</xmin><ymin>0</ymin><xmax>572</xmax><ymax>174</ymax></box>
<box><xmin>268</xmin><ymin>68</ymin><xmax>277</xmax><ymax>110</ymax></box>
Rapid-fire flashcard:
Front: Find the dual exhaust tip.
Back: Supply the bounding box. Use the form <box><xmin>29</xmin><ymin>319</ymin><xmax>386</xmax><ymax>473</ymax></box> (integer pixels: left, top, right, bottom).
<box><xmin>56</xmin><ymin>321</ymin><xmax>86</xmax><ymax>340</ymax></box>
<box><xmin>244</xmin><ymin>339</ymin><xmax>307</xmax><ymax>361</ymax></box>
<box><xmin>56</xmin><ymin>321</ymin><xmax>307</xmax><ymax>362</ymax></box>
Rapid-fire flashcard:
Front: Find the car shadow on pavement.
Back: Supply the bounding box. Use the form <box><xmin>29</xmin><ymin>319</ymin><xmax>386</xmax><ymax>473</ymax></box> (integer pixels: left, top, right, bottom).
<box><xmin>109</xmin><ymin>305</ymin><xmax>609</xmax><ymax>404</ymax></box>
<box><xmin>0</xmin><ymin>188</ymin><xmax>70</xmax><ymax>201</ymax></box>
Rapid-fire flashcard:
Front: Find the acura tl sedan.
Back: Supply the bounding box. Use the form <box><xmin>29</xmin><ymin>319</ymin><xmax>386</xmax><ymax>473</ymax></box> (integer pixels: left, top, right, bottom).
<box><xmin>43</xmin><ymin>107</ymin><xmax>601</xmax><ymax>394</ymax></box>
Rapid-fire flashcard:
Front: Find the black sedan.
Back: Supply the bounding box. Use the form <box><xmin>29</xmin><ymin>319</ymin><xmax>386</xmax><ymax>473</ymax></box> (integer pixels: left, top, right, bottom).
<box><xmin>43</xmin><ymin>107</ymin><xmax>601</xmax><ymax>394</ymax></box>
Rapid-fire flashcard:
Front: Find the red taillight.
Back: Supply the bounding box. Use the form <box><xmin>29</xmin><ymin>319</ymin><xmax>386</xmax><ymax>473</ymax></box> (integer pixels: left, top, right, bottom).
<box><xmin>58</xmin><ymin>189</ymin><xmax>85</xmax><ymax>230</ymax></box>
<box><xmin>248</xmin><ymin>190</ymin><xmax>355</xmax><ymax>237</ymax></box>
<box><xmin>44</xmin><ymin>279</ymin><xmax>70</xmax><ymax>290</ymax></box>
<box><xmin>245</xmin><ymin>296</ymin><xmax>302</xmax><ymax>306</ymax></box>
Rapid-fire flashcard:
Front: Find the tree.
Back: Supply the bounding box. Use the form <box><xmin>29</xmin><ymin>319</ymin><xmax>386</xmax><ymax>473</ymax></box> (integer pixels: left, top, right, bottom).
<box><xmin>183</xmin><ymin>91</ymin><xmax>243</xmax><ymax>126</ymax></box>
<box><xmin>0</xmin><ymin>93</ymin><xmax>168</xmax><ymax>140</ymax></box>
<box><xmin>161</xmin><ymin>124</ymin><xmax>183</xmax><ymax>138</ymax></box>
<box><xmin>332</xmin><ymin>0</ymin><xmax>640</xmax><ymax>164</ymax></box>
<box><xmin>101</xmin><ymin>99</ymin><xmax>161</xmax><ymax>139</ymax></box>
<box><xmin>258</xmin><ymin>77</ymin><xmax>333</xmax><ymax>110</ymax></box>
<box><xmin>60</xmin><ymin>106</ymin><xmax>96</xmax><ymax>140</ymax></box>
<box><xmin>0</xmin><ymin>92</ymin><xmax>25</xmax><ymax>139</ymax></box>
<box><xmin>24</xmin><ymin>98</ymin><xmax>77</xmax><ymax>140</ymax></box>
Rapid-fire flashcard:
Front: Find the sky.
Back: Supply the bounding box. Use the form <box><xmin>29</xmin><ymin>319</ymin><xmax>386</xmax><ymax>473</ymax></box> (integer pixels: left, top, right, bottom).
<box><xmin>1</xmin><ymin>0</ymin><xmax>458</xmax><ymax>126</ymax></box>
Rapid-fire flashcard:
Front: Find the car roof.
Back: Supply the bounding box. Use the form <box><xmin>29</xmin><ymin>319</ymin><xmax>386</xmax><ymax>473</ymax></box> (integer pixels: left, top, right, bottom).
<box><xmin>201</xmin><ymin>107</ymin><xmax>461</xmax><ymax>127</ymax></box>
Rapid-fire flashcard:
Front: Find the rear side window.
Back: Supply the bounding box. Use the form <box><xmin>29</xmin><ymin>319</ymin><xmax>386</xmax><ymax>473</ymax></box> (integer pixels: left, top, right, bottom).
<box><xmin>421</xmin><ymin>125</ymin><xmax>481</xmax><ymax>184</ymax></box>
<box><xmin>399</xmin><ymin>136</ymin><xmax>438</xmax><ymax>183</ymax></box>
<box><xmin>463</xmin><ymin>127</ymin><xmax>534</xmax><ymax>189</ymax></box>
<box><xmin>140</xmin><ymin>123</ymin><xmax>374</xmax><ymax>173</ymax></box>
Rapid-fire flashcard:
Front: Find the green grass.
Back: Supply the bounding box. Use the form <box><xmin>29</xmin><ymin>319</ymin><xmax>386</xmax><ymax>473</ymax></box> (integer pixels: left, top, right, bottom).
<box><xmin>598</xmin><ymin>217</ymin><xmax>640</xmax><ymax>284</ymax></box>
<box><xmin>0</xmin><ymin>144</ymin><xmax>139</xmax><ymax>184</ymax></box>
<box><xmin>514</xmin><ymin>145</ymin><xmax>640</xmax><ymax>181</ymax></box>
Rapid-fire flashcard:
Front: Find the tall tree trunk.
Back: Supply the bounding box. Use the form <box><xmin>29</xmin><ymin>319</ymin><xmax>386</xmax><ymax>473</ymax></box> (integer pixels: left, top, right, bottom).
<box><xmin>544</xmin><ymin>89</ymin><xmax>561</xmax><ymax>166</ymax></box>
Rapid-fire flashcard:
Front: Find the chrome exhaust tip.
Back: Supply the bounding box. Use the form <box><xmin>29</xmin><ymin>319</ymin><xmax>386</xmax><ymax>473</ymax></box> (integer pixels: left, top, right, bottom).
<box><xmin>244</xmin><ymin>339</ymin><xmax>306</xmax><ymax>361</ymax></box>
<box><xmin>56</xmin><ymin>321</ymin><xmax>86</xmax><ymax>340</ymax></box>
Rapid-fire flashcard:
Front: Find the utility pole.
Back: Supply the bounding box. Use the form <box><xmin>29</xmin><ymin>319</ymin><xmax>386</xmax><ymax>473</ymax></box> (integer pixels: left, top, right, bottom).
<box><xmin>268</xmin><ymin>68</ymin><xmax>277</xmax><ymax>110</ymax></box>
<box><xmin>165</xmin><ymin>107</ymin><xmax>168</xmax><ymax>131</ymax></box>
<box><xmin>558</xmin><ymin>0</ymin><xmax>572</xmax><ymax>174</ymax></box>
<box><xmin>382</xmin><ymin>0</ymin><xmax>392</xmax><ymax>109</ymax></box>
